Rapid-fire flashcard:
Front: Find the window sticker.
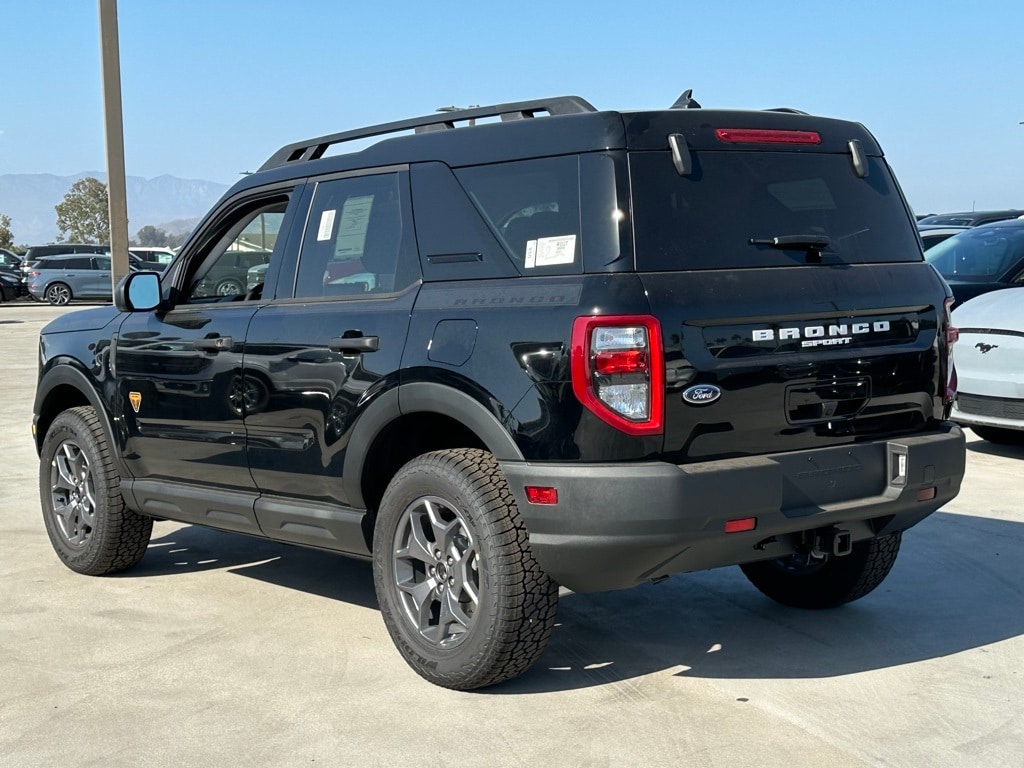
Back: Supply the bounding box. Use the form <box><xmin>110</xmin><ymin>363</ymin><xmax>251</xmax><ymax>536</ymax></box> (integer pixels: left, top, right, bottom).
<box><xmin>524</xmin><ymin>240</ymin><xmax>538</xmax><ymax>269</ymax></box>
<box><xmin>335</xmin><ymin>195</ymin><xmax>374</xmax><ymax>258</ymax></box>
<box><xmin>317</xmin><ymin>209</ymin><xmax>336</xmax><ymax>241</ymax></box>
<box><xmin>525</xmin><ymin>234</ymin><xmax>576</xmax><ymax>268</ymax></box>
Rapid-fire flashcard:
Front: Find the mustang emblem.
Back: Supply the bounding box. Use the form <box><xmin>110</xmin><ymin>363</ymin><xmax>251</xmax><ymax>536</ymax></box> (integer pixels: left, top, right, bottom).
<box><xmin>975</xmin><ymin>343</ymin><xmax>999</xmax><ymax>354</ymax></box>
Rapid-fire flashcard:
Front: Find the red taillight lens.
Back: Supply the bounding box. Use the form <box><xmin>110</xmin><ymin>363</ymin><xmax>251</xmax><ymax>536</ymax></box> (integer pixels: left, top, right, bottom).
<box><xmin>571</xmin><ymin>315</ymin><xmax>664</xmax><ymax>436</ymax></box>
<box><xmin>525</xmin><ymin>486</ymin><xmax>558</xmax><ymax>505</ymax></box>
<box><xmin>595</xmin><ymin>349</ymin><xmax>648</xmax><ymax>375</ymax></box>
<box><xmin>725</xmin><ymin>517</ymin><xmax>757</xmax><ymax>533</ymax></box>
<box><xmin>715</xmin><ymin>128</ymin><xmax>822</xmax><ymax>145</ymax></box>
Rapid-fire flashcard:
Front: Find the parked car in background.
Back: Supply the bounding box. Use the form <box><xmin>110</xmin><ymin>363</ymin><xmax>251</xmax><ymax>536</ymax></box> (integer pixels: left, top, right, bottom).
<box><xmin>924</xmin><ymin>219</ymin><xmax>1024</xmax><ymax>305</ymax></box>
<box><xmin>130</xmin><ymin>247</ymin><xmax>176</xmax><ymax>270</ymax></box>
<box><xmin>19</xmin><ymin>243</ymin><xmax>111</xmax><ymax>283</ymax></box>
<box><xmin>0</xmin><ymin>248</ymin><xmax>22</xmax><ymax>270</ymax></box>
<box><xmin>917</xmin><ymin>210</ymin><xmax>1024</xmax><ymax>227</ymax></box>
<box><xmin>0</xmin><ymin>271</ymin><xmax>20</xmax><ymax>302</ymax></box>
<box><xmin>192</xmin><ymin>249</ymin><xmax>271</xmax><ymax>297</ymax></box>
<box><xmin>951</xmin><ymin>287</ymin><xmax>1024</xmax><ymax>444</ymax></box>
<box><xmin>26</xmin><ymin>253</ymin><xmax>126</xmax><ymax>305</ymax></box>
<box><xmin>0</xmin><ymin>249</ymin><xmax>26</xmax><ymax>296</ymax></box>
<box><xmin>918</xmin><ymin>224</ymin><xmax>968</xmax><ymax>251</ymax></box>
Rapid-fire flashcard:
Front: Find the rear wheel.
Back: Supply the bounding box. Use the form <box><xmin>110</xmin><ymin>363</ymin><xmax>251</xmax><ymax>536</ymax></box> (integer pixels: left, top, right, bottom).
<box><xmin>39</xmin><ymin>406</ymin><xmax>152</xmax><ymax>575</ymax></box>
<box><xmin>971</xmin><ymin>425</ymin><xmax>1024</xmax><ymax>445</ymax></box>
<box><xmin>373</xmin><ymin>449</ymin><xmax>558</xmax><ymax>690</ymax></box>
<box><xmin>740</xmin><ymin>532</ymin><xmax>901</xmax><ymax>609</ymax></box>
<box><xmin>45</xmin><ymin>282</ymin><xmax>72</xmax><ymax>305</ymax></box>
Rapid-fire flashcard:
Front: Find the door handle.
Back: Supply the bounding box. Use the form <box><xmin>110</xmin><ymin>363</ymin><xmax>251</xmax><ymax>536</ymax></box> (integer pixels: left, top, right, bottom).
<box><xmin>194</xmin><ymin>336</ymin><xmax>233</xmax><ymax>352</ymax></box>
<box><xmin>329</xmin><ymin>335</ymin><xmax>380</xmax><ymax>354</ymax></box>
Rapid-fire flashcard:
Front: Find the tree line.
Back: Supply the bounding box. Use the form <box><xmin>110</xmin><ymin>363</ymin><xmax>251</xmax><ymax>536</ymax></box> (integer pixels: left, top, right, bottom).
<box><xmin>0</xmin><ymin>176</ymin><xmax>188</xmax><ymax>252</ymax></box>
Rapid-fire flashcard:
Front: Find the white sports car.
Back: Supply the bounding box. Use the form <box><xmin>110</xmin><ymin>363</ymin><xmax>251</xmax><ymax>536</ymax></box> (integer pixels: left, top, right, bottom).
<box><xmin>951</xmin><ymin>286</ymin><xmax>1024</xmax><ymax>444</ymax></box>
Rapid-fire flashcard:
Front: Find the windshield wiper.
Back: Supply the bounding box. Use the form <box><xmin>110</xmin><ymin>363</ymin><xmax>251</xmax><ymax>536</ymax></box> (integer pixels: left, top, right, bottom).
<box><xmin>748</xmin><ymin>235</ymin><xmax>831</xmax><ymax>251</ymax></box>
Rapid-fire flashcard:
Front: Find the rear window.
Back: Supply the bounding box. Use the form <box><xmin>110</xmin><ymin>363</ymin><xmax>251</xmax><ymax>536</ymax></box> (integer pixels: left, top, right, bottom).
<box><xmin>630</xmin><ymin>151</ymin><xmax>921</xmax><ymax>271</ymax></box>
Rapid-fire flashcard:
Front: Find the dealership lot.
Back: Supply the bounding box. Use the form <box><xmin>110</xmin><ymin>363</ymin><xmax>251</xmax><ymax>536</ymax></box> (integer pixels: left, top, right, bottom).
<box><xmin>1</xmin><ymin>302</ymin><xmax>1022</xmax><ymax>768</ymax></box>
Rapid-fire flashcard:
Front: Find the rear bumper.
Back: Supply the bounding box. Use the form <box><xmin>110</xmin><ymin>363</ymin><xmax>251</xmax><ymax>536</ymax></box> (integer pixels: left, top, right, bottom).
<box><xmin>501</xmin><ymin>422</ymin><xmax>965</xmax><ymax>593</ymax></box>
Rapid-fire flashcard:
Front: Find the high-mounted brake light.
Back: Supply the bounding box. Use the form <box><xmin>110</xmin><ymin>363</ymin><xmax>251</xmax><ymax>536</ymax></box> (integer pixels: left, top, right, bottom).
<box><xmin>715</xmin><ymin>128</ymin><xmax>822</xmax><ymax>145</ymax></box>
<box><xmin>571</xmin><ymin>315</ymin><xmax>664</xmax><ymax>436</ymax></box>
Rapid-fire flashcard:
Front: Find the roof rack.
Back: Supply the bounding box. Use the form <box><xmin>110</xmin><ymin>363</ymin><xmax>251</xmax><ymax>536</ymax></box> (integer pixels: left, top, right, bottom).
<box><xmin>258</xmin><ymin>96</ymin><xmax>597</xmax><ymax>171</ymax></box>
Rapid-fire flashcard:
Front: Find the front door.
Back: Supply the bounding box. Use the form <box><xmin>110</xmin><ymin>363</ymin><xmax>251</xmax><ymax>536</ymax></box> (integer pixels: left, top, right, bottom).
<box><xmin>115</xmin><ymin>189</ymin><xmax>304</xmax><ymax>532</ymax></box>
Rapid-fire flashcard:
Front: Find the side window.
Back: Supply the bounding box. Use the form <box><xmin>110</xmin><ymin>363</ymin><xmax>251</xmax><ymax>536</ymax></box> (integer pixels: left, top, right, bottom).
<box><xmin>61</xmin><ymin>257</ymin><xmax>91</xmax><ymax>270</ymax></box>
<box><xmin>186</xmin><ymin>200</ymin><xmax>287</xmax><ymax>303</ymax></box>
<box><xmin>455</xmin><ymin>156</ymin><xmax>582</xmax><ymax>274</ymax></box>
<box><xmin>94</xmin><ymin>256</ymin><xmax>111</xmax><ymax>271</ymax></box>
<box><xmin>294</xmin><ymin>172</ymin><xmax>417</xmax><ymax>299</ymax></box>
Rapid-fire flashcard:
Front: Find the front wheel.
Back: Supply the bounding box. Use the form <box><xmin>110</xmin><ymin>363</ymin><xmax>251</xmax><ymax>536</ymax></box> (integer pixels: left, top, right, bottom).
<box><xmin>39</xmin><ymin>406</ymin><xmax>153</xmax><ymax>574</ymax></box>
<box><xmin>373</xmin><ymin>449</ymin><xmax>558</xmax><ymax>690</ymax></box>
<box><xmin>45</xmin><ymin>282</ymin><xmax>72</xmax><ymax>305</ymax></box>
<box><xmin>740</xmin><ymin>532</ymin><xmax>901</xmax><ymax>609</ymax></box>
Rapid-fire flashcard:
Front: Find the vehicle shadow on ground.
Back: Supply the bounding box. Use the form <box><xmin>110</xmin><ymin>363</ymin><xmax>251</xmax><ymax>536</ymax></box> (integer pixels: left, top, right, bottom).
<box><xmin>496</xmin><ymin>509</ymin><xmax>1024</xmax><ymax>694</ymax></box>
<box><xmin>124</xmin><ymin>510</ymin><xmax>1023</xmax><ymax>694</ymax></box>
<box><xmin>128</xmin><ymin>524</ymin><xmax>378</xmax><ymax>609</ymax></box>
<box><xmin>965</xmin><ymin>439</ymin><xmax>1024</xmax><ymax>459</ymax></box>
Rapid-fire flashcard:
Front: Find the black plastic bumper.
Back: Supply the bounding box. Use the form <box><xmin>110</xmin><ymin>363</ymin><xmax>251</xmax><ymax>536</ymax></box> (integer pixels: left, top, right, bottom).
<box><xmin>501</xmin><ymin>422</ymin><xmax>965</xmax><ymax>593</ymax></box>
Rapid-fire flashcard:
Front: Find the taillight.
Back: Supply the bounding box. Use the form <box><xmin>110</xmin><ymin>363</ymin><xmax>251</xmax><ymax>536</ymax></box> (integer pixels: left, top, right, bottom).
<box><xmin>715</xmin><ymin>128</ymin><xmax>821</xmax><ymax>145</ymax></box>
<box><xmin>571</xmin><ymin>315</ymin><xmax>664</xmax><ymax>436</ymax></box>
<box><xmin>943</xmin><ymin>297</ymin><xmax>958</xmax><ymax>405</ymax></box>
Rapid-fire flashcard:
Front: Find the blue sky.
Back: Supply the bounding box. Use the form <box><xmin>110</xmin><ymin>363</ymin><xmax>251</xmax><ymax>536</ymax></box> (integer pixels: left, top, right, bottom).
<box><xmin>3</xmin><ymin>0</ymin><xmax>1023</xmax><ymax>215</ymax></box>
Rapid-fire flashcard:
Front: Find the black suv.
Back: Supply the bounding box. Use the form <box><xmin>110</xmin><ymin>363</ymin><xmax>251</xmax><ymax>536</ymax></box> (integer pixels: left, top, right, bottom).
<box><xmin>33</xmin><ymin>94</ymin><xmax>966</xmax><ymax>690</ymax></box>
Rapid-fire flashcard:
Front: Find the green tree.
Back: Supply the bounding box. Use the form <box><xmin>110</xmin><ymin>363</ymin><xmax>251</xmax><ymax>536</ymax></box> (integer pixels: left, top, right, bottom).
<box><xmin>55</xmin><ymin>177</ymin><xmax>110</xmax><ymax>243</ymax></box>
<box><xmin>136</xmin><ymin>225</ymin><xmax>172</xmax><ymax>247</ymax></box>
<box><xmin>0</xmin><ymin>213</ymin><xmax>14</xmax><ymax>250</ymax></box>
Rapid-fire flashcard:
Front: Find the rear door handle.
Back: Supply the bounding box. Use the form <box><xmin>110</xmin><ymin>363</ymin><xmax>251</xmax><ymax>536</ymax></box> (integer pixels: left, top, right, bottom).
<box><xmin>329</xmin><ymin>335</ymin><xmax>379</xmax><ymax>354</ymax></box>
<box><xmin>194</xmin><ymin>336</ymin><xmax>233</xmax><ymax>352</ymax></box>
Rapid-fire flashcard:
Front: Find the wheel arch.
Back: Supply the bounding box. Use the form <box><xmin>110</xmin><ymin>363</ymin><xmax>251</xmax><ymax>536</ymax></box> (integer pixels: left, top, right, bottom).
<box><xmin>344</xmin><ymin>381</ymin><xmax>524</xmax><ymax>517</ymax></box>
<box><xmin>34</xmin><ymin>364</ymin><xmax>122</xmax><ymax>473</ymax></box>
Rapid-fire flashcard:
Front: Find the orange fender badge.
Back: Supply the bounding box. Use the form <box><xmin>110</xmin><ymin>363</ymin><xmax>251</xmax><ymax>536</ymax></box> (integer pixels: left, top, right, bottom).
<box><xmin>129</xmin><ymin>392</ymin><xmax>142</xmax><ymax>413</ymax></box>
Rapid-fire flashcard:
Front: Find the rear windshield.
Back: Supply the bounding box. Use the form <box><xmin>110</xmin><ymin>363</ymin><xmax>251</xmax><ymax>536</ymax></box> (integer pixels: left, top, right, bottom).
<box><xmin>925</xmin><ymin>225</ymin><xmax>1024</xmax><ymax>281</ymax></box>
<box><xmin>630</xmin><ymin>151</ymin><xmax>921</xmax><ymax>271</ymax></box>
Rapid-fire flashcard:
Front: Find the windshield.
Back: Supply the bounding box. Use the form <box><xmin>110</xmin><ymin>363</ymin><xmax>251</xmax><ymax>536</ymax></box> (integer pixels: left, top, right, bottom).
<box><xmin>630</xmin><ymin>151</ymin><xmax>921</xmax><ymax>270</ymax></box>
<box><xmin>925</xmin><ymin>225</ymin><xmax>1024</xmax><ymax>281</ymax></box>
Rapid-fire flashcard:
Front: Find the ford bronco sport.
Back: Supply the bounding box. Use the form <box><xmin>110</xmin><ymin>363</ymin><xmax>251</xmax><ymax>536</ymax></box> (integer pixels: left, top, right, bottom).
<box><xmin>34</xmin><ymin>93</ymin><xmax>966</xmax><ymax>689</ymax></box>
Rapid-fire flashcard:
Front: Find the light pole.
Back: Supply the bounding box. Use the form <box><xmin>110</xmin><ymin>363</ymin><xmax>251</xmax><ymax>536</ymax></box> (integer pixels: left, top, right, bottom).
<box><xmin>98</xmin><ymin>0</ymin><xmax>130</xmax><ymax>289</ymax></box>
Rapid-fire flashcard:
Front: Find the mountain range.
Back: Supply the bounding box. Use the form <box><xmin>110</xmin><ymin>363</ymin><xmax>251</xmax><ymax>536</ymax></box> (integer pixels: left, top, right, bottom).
<box><xmin>0</xmin><ymin>172</ymin><xmax>231</xmax><ymax>245</ymax></box>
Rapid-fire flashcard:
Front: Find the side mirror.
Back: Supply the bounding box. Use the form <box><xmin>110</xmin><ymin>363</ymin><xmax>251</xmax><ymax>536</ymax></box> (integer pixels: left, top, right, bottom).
<box><xmin>115</xmin><ymin>271</ymin><xmax>162</xmax><ymax>312</ymax></box>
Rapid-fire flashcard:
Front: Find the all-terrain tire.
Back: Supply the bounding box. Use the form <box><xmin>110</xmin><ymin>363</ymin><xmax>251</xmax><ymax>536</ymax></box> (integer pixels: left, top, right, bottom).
<box><xmin>39</xmin><ymin>406</ymin><xmax>153</xmax><ymax>575</ymax></box>
<box><xmin>373</xmin><ymin>448</ymin><xmax>558</xmax><ymax>690</ymax></box>
<box><xmin>740</xmin><ymin>532</ymin><xmax>902</xmax><ymax>609</ymax></box>
<box><xmin>971</xmin><ymin>425</ymin><xmax>1024</xmax><ymax>446</ymax></box>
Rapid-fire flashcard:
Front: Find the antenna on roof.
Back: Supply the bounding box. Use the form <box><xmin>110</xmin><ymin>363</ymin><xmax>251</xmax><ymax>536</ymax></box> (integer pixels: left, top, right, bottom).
<box><xmin>670</xmin><ymin>89</ymin><xmax>701</xmax><ymax>109</ymax></box>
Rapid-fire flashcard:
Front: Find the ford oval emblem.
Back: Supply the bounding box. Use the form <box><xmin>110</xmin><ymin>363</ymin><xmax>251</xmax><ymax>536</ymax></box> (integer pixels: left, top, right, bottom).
<box><xmin>682</xmin><ymin>384</ymin><xmax>721</xmax><ymax>405</ymax></box>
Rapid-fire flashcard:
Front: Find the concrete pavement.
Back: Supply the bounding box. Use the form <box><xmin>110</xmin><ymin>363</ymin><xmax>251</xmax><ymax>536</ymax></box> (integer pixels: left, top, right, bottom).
<box><xmin>1</xmin><ymin>300</ymin><xmax>1021</xmax><ymax>767</ymax></box>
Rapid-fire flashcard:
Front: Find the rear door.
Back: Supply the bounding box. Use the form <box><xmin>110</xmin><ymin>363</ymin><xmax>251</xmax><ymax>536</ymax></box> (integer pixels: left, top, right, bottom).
<box><xmin>243</xmin><ymin>168</ymin><xmax>420</xmax><ymax>551</ymax></box>
<box><xmin>628</xmin><ymin>145</ymin><xmax>951</xmax><ymax>463</ymax></box>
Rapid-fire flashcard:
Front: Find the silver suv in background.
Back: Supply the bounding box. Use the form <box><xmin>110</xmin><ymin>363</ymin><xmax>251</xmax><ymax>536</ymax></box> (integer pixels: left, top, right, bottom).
<box><xmin>27</xmin><ymin>254</ymin><xmax>116</xmax><ymax>305</ymax></box>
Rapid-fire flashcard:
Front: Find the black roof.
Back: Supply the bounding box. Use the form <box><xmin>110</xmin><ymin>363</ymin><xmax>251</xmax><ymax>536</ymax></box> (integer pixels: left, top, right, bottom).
<box><xmin>231</xmin><ymin>96</ymin><xmax>883</xmax><ymax>197</ymax></box>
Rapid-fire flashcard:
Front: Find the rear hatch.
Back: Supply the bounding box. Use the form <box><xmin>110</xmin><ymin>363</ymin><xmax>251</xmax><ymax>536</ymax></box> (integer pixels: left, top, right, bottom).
<box><xmin>626</xmin><ymin>114</ymin><xmax>951</xmax><ymax>462</ymax></box>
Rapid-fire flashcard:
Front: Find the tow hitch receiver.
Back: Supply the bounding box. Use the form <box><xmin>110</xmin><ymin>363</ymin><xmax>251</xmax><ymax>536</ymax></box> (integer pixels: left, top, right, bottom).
<box><xmin>812</xmin><ymin>528</ymin><xmax>853</xmax><ymax>557</ymax></box>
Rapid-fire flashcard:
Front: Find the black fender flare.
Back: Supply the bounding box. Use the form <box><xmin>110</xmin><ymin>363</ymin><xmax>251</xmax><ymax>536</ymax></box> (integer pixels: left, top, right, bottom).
<box><xmin>342</xmin><ymin>381</ymin><xmax>524</xmax><ymax>509</ymax></box>
<box><xmin>33</xmin><ymin>363</ymin><xmax>128</xmax><ymax>475</ymax></box>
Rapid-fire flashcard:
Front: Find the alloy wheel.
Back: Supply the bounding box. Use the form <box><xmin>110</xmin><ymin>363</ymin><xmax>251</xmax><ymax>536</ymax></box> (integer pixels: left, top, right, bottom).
<box><xmin>392</xmin><ymin>495</ymin><xmax>480</xmax><ymax>648</ymax></box>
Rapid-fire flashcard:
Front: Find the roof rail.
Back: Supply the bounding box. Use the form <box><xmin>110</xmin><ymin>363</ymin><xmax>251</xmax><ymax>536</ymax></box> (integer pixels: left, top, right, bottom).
<box><xmin>765</xmin><ymin>107</ymin><xmax>810</xmax><ymax>115</ymax></box>
<box><xmin>258</xmin><ymin>96</ymin><xmax>597</xmax><ymax>171</ymax></box>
